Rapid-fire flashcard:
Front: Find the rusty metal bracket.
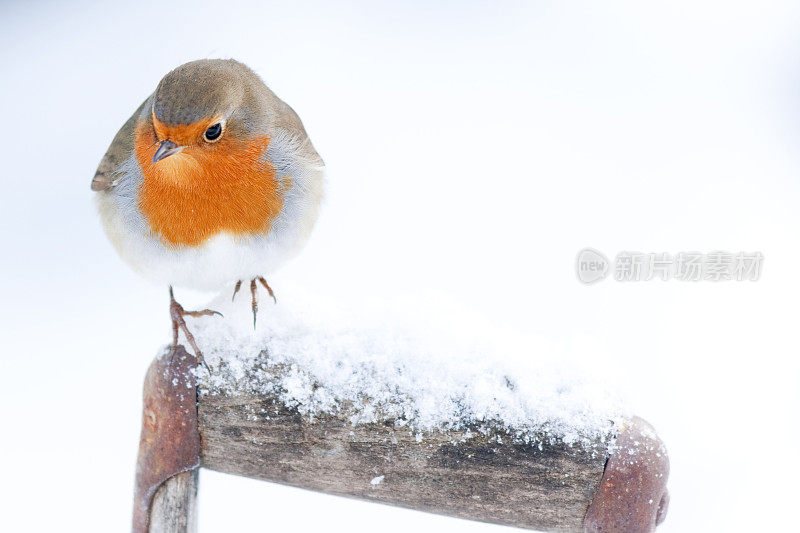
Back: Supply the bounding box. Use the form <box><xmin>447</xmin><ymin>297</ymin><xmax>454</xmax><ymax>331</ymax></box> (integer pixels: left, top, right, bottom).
<box><xmin>583</xmin><ymin>416</ymin><xmax>670</xmax><ymax>532</ymax></box>
<box><xmin>132</xmin><ymin>345</ymin><xmax>201</xmax><ymax>533</ymax></box>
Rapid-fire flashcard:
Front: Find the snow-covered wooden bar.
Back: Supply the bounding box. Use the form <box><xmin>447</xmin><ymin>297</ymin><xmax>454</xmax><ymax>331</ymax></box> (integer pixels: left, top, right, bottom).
<box><xmin>135</xmin><ymin>299</ymin><xmax>669</xmax><ymax>532</ymax></box>
<box><xmin>135</xmin><ymin>345</ymin><xmax>669</xmax><ymax>533</ymax></box>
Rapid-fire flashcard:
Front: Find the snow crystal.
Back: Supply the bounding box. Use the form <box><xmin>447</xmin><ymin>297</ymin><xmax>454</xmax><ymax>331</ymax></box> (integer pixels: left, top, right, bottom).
<box><xmin>370</xmin><ymin>475</ymin><xmax>384</xmax><ymax>486</ymax></box>
<box><xmin>189</xmin><ymin>286</ymin><xmax>627</xmax><ymax>448</ymax></box>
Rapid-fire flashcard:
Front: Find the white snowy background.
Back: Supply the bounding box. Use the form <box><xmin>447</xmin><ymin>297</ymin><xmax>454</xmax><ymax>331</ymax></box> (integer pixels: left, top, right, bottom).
<box><xmin>2</xmin><ymin>1</ymin><xmax>799</xmax><ymax>531</ymax></box>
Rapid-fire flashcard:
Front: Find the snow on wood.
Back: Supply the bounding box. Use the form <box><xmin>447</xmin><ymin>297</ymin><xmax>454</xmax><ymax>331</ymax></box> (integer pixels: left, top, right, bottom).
<box><xmin>173</xmin><ymin>289</ymin><xmax>636</xmax><ymax>531</ymax></box>
<box><xmin>191</xmin><ymin>288</ymin><xmax>626</xmax><ymax>449</ymax></box>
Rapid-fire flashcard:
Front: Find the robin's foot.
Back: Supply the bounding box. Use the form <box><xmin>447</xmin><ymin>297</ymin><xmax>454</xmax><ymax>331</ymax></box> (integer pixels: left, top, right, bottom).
<box><xmin>232</xmin><ymin>277</ymin><xmax>277</xmax><ymax>329</ymax></box>
<box><xmin>169</xmin><ymin>286</ymin><xmax>221</xmax><ymax>369</ymax></box>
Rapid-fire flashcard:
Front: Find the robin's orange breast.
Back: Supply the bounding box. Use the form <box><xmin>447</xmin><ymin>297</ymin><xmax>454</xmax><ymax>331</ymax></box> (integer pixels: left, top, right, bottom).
<box><xmin>134</xmin><ymin>121</ymin><xmax>285</xmax><ymax>247</ymax></box>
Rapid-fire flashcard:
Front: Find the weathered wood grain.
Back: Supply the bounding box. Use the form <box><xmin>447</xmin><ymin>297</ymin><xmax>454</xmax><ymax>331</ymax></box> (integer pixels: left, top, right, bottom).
<box><xmin>197</xmin><ymin>390</ymin><xmax>610</xmax><ymax>532</ymax></box>
<box><xmin>133</xmin><ymin>347</ymin><xmax>200</xmax><ymax>533</ymax></box>
<box><xmin>150</xmin><ymin>470</ymin><xmax>198</xmax><ymax>533</ymax></box>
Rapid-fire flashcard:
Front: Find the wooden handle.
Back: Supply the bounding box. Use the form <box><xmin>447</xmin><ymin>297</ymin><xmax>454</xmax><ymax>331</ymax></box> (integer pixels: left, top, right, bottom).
<box><xmin>134</xmin><ymin>347</ymin><xmax>670</xmax><ymax>532</ymax></box>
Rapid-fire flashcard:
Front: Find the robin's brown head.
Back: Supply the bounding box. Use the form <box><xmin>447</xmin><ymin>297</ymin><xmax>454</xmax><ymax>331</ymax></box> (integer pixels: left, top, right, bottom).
<box><xmin>146</xmin><ymin>59</ymin><xmax>266</xmax><ymax>163</ymax></box>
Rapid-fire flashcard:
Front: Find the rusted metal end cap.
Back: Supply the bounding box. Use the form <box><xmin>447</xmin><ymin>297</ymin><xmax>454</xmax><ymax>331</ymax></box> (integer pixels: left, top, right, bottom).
<box><xmin>132</xmin><ymin>345</ymin><xmax>201</xmax><ymax>533</ymax></box>
<box><xmin>583</xmin><ymin>416</ymin><xmax>670</xmax><ymax>533</ymax></box>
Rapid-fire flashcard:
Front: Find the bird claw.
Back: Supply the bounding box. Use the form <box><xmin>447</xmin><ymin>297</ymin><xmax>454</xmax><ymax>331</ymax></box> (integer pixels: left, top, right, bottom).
<box><xmin>183</xmin><ymin>309</ymin><xmax>224</xmax><ymax>319</ymax></box>
<box><xmin>231</xmin><ymin>280</ymin><xmax>242</xmax><ymax>302</ymax></box>
<box><xmin>231</xmin><ymin>277</ymin><xmax>278</xmax><ymax>329</ymax></box>
<box><xmin>258</xmin><ymin>276</ymin><xmax>277</xmax><ymax>304</ymax></box>
<box><xmin>169</xmin><ymin>287</ymin><xmax>220</xmax><ymax>369</ymax></box>
<box><xmin>243</xmin><ymin>276</ymin><xmax>278</xmax><ymax>329</ymax></box>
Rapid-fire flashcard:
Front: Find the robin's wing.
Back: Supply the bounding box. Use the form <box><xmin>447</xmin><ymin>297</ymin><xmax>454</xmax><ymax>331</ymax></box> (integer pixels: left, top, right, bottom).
<box><xmin>271</xmin><ymin>95</ymin><xmax>325</xmax><ymax>167</ymax></box>
<box><xmin>91</xmin><ymin>97</ymin><xmax>150</xmax><ymax>191</ymax></box>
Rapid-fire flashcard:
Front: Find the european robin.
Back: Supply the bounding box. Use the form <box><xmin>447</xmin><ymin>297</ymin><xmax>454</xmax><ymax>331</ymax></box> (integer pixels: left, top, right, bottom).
<box><xmin>92</xmin><ymin>59</ymin><xmax>324</xmax><ymax>362</ymax></box>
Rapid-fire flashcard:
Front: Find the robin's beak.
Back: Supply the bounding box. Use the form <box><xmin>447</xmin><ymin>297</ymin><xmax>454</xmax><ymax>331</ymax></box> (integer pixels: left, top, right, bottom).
<box><xmin>153</xmin><ymin>140</ymin><xmax>183</xmax><ymax>163</ymax></box>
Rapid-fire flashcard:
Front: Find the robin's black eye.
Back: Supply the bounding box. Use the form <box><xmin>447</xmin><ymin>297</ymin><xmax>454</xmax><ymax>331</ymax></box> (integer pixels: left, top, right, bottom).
<box><xmin>204</xmin><ymin>123</ymin><xmax>222</xmax><ymax>142</ymax></box>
